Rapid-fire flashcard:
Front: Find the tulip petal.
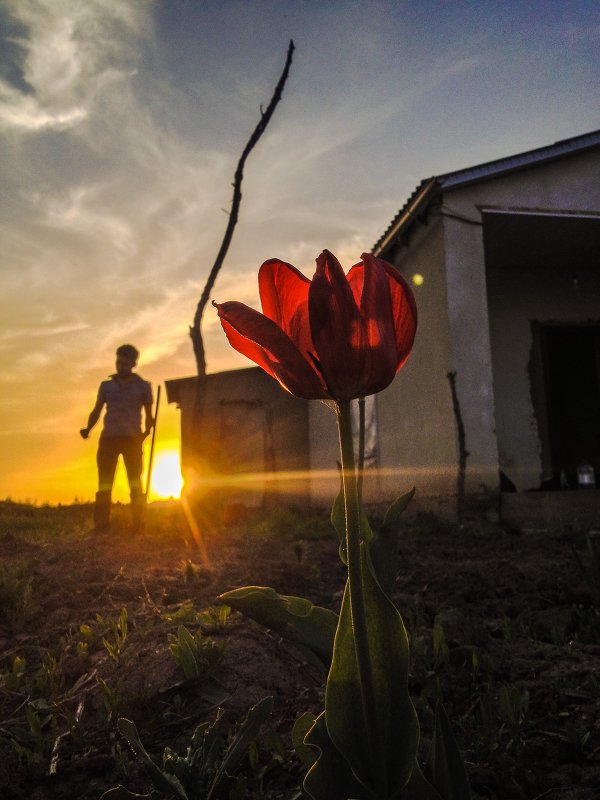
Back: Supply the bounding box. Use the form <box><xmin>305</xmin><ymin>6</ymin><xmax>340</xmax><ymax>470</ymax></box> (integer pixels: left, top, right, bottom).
<box><xmin>309</xmin><ymin>250</ymin><xmax>369</xmax><ymax>400</ymax></box>
<box><xmin>258</xmin><ymin>259</ymin><xmax>314</xmax><ymax>360</ymax></box>
<box><xmin>348</xmin><ymin>255</ymin><xmax>399</xmax><ymax>395</ymax></box>
<box><xmin>376</xmin><ymin>256</ymin><xmax>418</xmax><ymax>371</ymax></box>
<box><xmin>214</xmin><ymin>301</ymin><xmax>328</xmax><ymax>399</ymax></box>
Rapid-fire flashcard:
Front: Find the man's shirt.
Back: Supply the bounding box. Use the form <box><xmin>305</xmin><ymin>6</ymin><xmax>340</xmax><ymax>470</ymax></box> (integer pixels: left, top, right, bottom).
<box><xmin>97</xmin><ymin>374</ymin><xmax>153</xmax><ymax>438</ymax></box>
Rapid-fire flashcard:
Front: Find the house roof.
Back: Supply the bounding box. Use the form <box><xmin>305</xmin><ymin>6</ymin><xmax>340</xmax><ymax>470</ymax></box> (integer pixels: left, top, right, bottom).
<box><xmin>372</xmin><ymin>128</ymin><xmax>600</xmax><ymax>257</ymax></box>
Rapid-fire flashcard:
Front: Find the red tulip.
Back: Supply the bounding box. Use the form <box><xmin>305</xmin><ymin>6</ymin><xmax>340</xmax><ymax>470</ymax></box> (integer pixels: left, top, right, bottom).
<box><xmin>214</xmin><ymin>250</ymin><xmax>417</xmax><ymax>401</ymax></box>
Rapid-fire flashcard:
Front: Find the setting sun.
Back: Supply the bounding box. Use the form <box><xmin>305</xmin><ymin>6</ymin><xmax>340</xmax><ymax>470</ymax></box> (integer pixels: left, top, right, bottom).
<box><xmin>149</xmin><ymin>450</ymin><xmax>183</xmax><ymax>500</ymax></box>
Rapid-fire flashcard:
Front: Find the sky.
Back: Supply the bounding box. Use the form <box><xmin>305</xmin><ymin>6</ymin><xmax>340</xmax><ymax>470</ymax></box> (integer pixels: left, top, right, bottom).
<box><xmin>1</xmin><ymin>0</ymin><xmax>599</xmax><ymax>504</ymax></box>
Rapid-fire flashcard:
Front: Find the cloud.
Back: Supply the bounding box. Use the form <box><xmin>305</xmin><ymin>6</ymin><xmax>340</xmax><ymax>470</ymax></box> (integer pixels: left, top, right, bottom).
<box><xmin>0</xmin><ymin>0</ymin><xmax>152</xmax><ymax>132</ymax></box>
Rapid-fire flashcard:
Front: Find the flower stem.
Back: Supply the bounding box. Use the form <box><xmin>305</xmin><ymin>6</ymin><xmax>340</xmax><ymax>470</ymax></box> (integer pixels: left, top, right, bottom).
<box><xmin>336</xmin><ymin>399</ymin><xmax>381</xmax><ymax>776</ymax></box>
<box><xmin>357</xmin><ymin>396</ymin><xmax>365</xmax><ymax>504</ymax></box>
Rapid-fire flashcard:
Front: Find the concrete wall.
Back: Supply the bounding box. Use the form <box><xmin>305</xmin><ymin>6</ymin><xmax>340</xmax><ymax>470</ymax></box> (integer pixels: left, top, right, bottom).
<box><xmin>442</xmin><ymin>213</ymin><xmax>500</xmax><ymax>494</ymax></box>
<box><xmin>378</xmin><ymin>214</ymin><xmax>459</xmax><ymax>511</ymax></box>
<box><xmin>440</xmin><ymin>149</ymin><xmax>600</xmax><ymax>491</ymax></box>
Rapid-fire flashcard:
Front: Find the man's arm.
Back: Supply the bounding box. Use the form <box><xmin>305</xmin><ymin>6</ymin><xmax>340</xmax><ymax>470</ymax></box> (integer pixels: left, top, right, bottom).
<box><xmin>80</xmin><ymin>397</ymin><xmax>104</xmax><ymax>439</ymax></box>
<box><xmin>143</xmin><ymin>403</ymin><xmax>154</xmax><ymax>438</ymax></box>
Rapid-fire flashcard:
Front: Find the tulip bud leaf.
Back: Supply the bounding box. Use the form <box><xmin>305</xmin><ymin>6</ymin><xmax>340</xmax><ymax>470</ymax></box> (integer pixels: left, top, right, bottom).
<box><xmin>303</xmin><ymin>712</ymin><xmax>442</xmax><ymax>800</ymax></box>
<box><xmin>331</xmin><ymin>470</ymin><xmax>374</xmax><ymax>568</ymax></box>
<box><xmin>369</xmin><ymin>488</ymin><xmax>415</xmax><ymax>596</ymax></box>
<box><xmin>292</xmin><ymin>712</ymin><xmax>318</xmax><ymax>768</ymax></box>
<box><xmin>303</xmin><ymin>711</ymin><xmax>378</xmax><ymax>800</ymax></box>
<box><xmin>324</xmin><ymin>547</ymin><xmax>419</xmax><ymax>797</ymax></box>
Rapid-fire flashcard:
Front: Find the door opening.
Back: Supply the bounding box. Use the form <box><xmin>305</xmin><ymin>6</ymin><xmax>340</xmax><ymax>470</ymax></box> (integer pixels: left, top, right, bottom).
<box><xmin>542</xmin><ymin>325</ymin><xmax>600</xmax><ymax>486</ymax></box>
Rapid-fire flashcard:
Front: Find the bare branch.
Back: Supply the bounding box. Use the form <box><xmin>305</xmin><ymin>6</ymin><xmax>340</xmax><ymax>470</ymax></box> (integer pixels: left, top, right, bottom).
<box><xmin>189</xmin><ymin>39</ymin><xmax>295</xmax><ymax>376</ymax></box>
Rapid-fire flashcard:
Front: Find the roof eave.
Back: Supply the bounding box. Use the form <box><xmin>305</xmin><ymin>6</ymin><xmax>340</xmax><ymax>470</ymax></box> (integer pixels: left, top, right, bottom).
<box><xmin>372</xmin><ymin>177</ymin><xmax>439</xmax><ymax>257</ymax></box>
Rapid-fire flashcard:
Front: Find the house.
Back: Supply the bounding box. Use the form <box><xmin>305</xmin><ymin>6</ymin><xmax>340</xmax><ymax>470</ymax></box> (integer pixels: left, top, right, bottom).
<box><xmin>167</xmin><ymin>129</ymin><xmax>600</xmax><ymax>526</ymax></box>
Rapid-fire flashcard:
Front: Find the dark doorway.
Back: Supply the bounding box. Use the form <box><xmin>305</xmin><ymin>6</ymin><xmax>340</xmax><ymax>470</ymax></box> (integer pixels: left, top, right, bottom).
<box><xmin>543</xmin><ymin>325</ymin><xmax>600</xmax><ymax>483</ymax></box>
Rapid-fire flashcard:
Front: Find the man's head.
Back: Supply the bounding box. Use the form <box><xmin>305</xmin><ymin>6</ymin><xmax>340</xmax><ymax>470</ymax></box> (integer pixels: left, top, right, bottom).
<box><xmin>115</xmin><ymin>344</ymin><xmax>139</xmax><ymax>378</ymax></box>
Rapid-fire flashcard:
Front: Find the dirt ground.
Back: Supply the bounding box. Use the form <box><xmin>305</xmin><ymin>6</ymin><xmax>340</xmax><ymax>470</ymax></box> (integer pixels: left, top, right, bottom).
<box><xmin>1</xmin><ymin>499</ymin><xmax>599</xmax><ymax>799</ymax></box>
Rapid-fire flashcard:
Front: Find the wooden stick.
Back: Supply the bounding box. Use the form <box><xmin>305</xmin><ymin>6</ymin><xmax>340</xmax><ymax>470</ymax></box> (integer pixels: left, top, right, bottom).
<box><xmin>145</xmin><ymin>384</ymin><xmax>161</xmax><ymax>499</ymax></box>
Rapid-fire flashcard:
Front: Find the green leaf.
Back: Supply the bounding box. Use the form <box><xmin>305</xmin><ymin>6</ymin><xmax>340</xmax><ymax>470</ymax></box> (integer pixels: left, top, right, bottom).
<box><xmin>219</xmin><ymin>586</ymin><xmax>338</xmax><ymax>668</ymax></box>
<box><xmin>292</xmin><ymin>712</ymin><xmax>318</xmax><ymax>767</ymax></box>
<box><xmin>395</xmin><ymin>761</ymin><xmax>444</xmax><ymax>800</ymax></box>
<box><xmin>382</xmin><ymin>488</ymin><xmax>415</xmax><ymax>530</ymax></box>
<box><xmin>300</xmin><ymin>713</ymin><xmax>442</xmax><ymax>800</ymax></box>
<box><xmin>331</xmin><ymin>474</ymin><xmax>348</xmax><ymax>565</ymax></box>
<box><xmin>303</xmin><ymin>711</ymin><xmax>378</xmax><ymax>800</ymax></box>
<box><xmin>325</xmin><ymin>547</ymin><xmax>419</xmax><ymax>797</ymax></box>
<box><xmin>207</xmin><ymin>696</ymin><xmax>273</xmax><ymax>800</ymax></box>
<box><xmin>429</xmin><ymin>702</ymin><xmax>471</xmax><ymax>800</ymax></box>
<box><xmin>369</xmin><ymin>488</ymin><xmax>415</xmax><ymax>595</ymax></box>
<box><xmin>117</xmin><ymin>718</ymin><xmax>188</xmax><ymax>800</ymax></box>
<box><xmin>331</xmin><ymin>470</ymin><xmax>374</xmax><ymax>567</ymax></box>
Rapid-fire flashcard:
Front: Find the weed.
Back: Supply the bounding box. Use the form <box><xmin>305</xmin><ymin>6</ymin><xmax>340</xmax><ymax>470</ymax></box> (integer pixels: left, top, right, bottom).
<box><xmin>169</xmin><ymin>625</ymin><xmax>224</xmax><ymax>681</ymax></box>
<box><xmin>101</xmin><ymin>697</ymin><xmax>273</xmax><ymax>800</ymax></box>
<box><xmin>33</xmin><ymin>651</ymin><xmax>63</xmax><ymax>700</ymax></box>
<box><xmin>162</xmin><ymin>602</ymin><xmax>231</xmax><ymax>631</ymax></box>
<box><xmin>101</xmin><ymin>608</ymin><xmax>129</xmax><ymax>664</ymax></box>
<box><xmin>0</xmin><ymin>562</ymin><xmax>37</xmax><ymax>630</ymax></box>
<box><xmin>97</xmin><ymin>675</ymin><xmax>121</xmax><ymax>725</ymax></box>
<box><xmin>195</xmin><ymin>604</ymin><xmax>231</xmax><ymax>631</ymax></box>
<box><xmin>181</xmin><ymin>558</ymin><xmax>200</xmax><ymax>584</ymax></box>
<box><xmin>0</xmin><ymin>655</ymin><xmax>27</xmax><ymax>691</ymax></box>
<box><xmin>2</xmin><ymin>699</ymin><xmax>58</xmax><ymax>770</ymax></box>
<box><xmin>498</xmin><ymin>683</ymin><xmax>529</xmax><ymax>753</ymax></box>
<box><xmin>246</xmin><ymin>506</ymin><xmax>334</xmax><ymax>541</ymax></box>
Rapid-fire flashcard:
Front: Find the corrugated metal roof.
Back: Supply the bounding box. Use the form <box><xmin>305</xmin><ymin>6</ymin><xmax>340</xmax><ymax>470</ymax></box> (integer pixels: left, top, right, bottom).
<box><xmin>372</xmin><ymin>129</ymin><xmax>600</xmax><ymax>256</ymax></box>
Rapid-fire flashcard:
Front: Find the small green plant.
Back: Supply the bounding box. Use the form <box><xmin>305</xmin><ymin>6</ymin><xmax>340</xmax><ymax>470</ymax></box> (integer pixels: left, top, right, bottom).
<box><xmin>162</xmin><ymin>603</ymin><xmax>231</xmax><ymax>631</ymax></box>
<box><xmin>195</xmin><ymin>604</ymin><xmax>231</xmax><ymax>631</ymax></box>
<box><xmin>181</xmin><ymin>559</ymin><xmax>200</xmax><ymax>584</ymax></box>
<box><xmin>0</xmin><ymin>562</ymin><xmax>36</xmax><ymax>630</ymax></box>
<box><xmin>498</xmin><ymin>684</ymin><xmax>529</xmax><ymax>752</ymax></box>
<box><xmin>2</xmin><ymin>699</ymin><xmax>58</xmax><ymax>768</ymax></box>
<box><xmin>101</xmin><ymin>608</ymin><xmax>129</xmax><ymax>664</ymax></box>
<box><xmin>169</xmin><ymin>625</ymin><xmax>224</xmax><ymax>681</ymax></box>
<box><xmin>76</xmin><ymin>640</ymin><xmax>88</xmax><ymax>657</ymax></box>
<box><xmin>0</xmin><ymin>655</ymin><xmax>27</xmax><ymax>691</ymax></box>
<box><xmin>97</xmin><ymin>675</ymin><xmax>121</xmax><ymax>724</ymax></box>
<box><xmin>100</xmin><ymin>697</ymin><xmax>273</xmax><ymax>800</ymax></box>
<box><xmin>33</xmin><ymin>651</ymin><xmax>62</xmax><ymax>699</ymax></box>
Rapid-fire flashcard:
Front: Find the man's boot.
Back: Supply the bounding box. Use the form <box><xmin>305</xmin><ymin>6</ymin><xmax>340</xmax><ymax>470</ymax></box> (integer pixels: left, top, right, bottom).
<box><xmin>93</xmin><ymin>491</ymin><xmax>111</xmax><ymax>532</ymax></box>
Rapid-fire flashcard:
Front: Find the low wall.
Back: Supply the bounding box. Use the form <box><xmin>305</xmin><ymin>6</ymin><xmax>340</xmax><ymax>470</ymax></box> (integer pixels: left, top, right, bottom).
<box><xmin>501</xmin><ymin>490</ymin><xmax>600</xmax><ymax>531</ymax></box>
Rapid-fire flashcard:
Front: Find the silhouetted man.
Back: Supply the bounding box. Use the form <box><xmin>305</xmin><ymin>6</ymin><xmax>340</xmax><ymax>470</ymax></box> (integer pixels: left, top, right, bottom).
<box><xmin>81</xmin><ymin>344</ymin><xmax>154</xmax><ymax>531</ymax></box>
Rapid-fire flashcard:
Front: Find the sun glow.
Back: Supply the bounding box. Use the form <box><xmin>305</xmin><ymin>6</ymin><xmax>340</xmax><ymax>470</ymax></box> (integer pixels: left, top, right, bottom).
<box><xmin>149</xmin><ymin>450</ymin><xmax>183</xmax><ymax>500</ymax></box>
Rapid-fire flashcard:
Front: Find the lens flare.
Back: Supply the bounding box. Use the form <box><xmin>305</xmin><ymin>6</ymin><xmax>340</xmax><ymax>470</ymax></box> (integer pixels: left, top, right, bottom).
<box><xmin>149</xmin><ymin>451</ymin><xmax>183</xmax><ymax>499</ymax></box>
